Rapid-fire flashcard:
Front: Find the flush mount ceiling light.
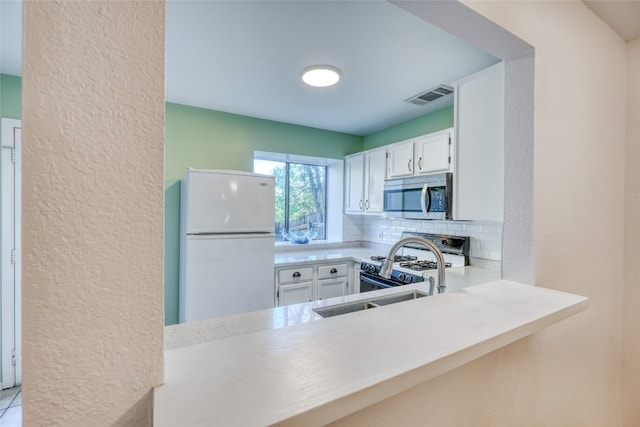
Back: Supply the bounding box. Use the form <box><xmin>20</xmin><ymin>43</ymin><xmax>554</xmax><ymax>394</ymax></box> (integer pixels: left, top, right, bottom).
<box><xmin>302</xmin><ymin>65</ymin><xmax>341</xmax><ymax>87</ymax></box>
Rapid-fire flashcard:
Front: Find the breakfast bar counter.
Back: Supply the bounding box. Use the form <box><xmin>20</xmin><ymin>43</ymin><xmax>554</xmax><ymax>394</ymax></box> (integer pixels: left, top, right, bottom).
<box><xmin>155</xmin><ymin>281</ymin><xmax>588</xmax><ymax>426</ymax></box>
<box><xmin>164</xmin><ymin>264</ymin><xmax>501</xmax><ymax>350</ymax></box>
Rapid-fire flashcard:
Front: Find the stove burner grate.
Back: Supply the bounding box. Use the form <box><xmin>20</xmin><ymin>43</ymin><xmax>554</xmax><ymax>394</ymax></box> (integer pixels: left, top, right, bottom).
<box><xmin>370</xmin><ymin>255</ymin><xmax>417</xmax><ymax>262</ymax></box>
<box><xmin>399</xmin><ymin>260</ymin><xmax>453</xmax><ymax>271</ymax></box>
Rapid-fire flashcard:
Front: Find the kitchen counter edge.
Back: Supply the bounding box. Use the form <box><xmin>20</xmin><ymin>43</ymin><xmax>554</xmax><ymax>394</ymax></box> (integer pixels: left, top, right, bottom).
<box><xmin>154</xmin><ymin>280</ymin><xmax>588</xmax><ymax>427</ymax></box>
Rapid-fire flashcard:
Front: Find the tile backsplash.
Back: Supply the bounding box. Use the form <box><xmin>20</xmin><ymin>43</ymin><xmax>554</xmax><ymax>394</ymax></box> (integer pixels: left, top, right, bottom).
<box><xmin>343</xmin><ymin>215</ymin><xmax>502</xmax><ymax>262</ymax></box>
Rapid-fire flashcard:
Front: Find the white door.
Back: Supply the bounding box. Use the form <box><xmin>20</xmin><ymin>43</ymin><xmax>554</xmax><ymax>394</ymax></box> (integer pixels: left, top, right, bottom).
<box><xmin>317</xmin><ymin>278</ymin><xmax>348</xmax><ymax>300</ymax></box>
<box><xmin>344</xmin><ymin>153</ymin><xmax>364</xmax><ymax>213</ymax></box>
<box><xmin>454</xmin><ymin>63</ymin><xmax>504</xmax><ymax>221</ymax></box>
<box><xmin>387</xmin><ymin>141</ymin><xmax>414</xmax><ymax>178</ymax></box>
<box><xmin>278</xmin><ymin>282</ymin><xmax>314</xmax><ymax>306</ymax></box>
<box><xmin>180</xmin><ymin>233</ymin><xmax>275</xmax><ymax>322</ymax></box>
<box><xmin>1</xmin><ymin>118</ymin><xmax>22</xmax><ymax>389</ymax></box>
<box><xmin>414</xmin><ymin>130</ymin><xmax>452</xmax><ymax>174</ymax></box>
<box><xmin>364</xmin><ymin>148</ymin><xmax>386</xmax><ymax>213</ymax></box>
<box><xmin>182</xmin><ymin>169</ymin><xmax>275</xmax><ymax>234</ymax></box>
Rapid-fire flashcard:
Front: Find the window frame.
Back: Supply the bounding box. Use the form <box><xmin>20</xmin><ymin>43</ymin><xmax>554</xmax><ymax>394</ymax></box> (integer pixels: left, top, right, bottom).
<box><xmin>253</xmin><ymin>151</ymin><xmax>343</xmax><ymax>244</ymax></box>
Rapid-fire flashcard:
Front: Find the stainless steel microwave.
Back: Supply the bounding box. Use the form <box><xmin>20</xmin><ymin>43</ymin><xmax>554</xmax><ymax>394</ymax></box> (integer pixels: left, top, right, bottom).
<box><xmin>383</xmin><ymin>173</ymin><xmax>453</xmax><ymax>220</ymax></box>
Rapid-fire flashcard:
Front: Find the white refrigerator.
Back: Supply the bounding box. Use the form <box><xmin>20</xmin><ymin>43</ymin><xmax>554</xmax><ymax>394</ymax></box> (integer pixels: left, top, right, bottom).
<box><xmin>179</xmin><ymin>169</ymin><xmax>276</xmax><ymax>323</ymax></box>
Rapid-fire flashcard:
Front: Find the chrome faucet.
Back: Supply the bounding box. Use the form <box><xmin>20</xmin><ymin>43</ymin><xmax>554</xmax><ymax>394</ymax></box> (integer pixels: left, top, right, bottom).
<box><xmin>379</xmin><ymin>236</ymin><xmax>446</xmax><ymax>296</ymax></box>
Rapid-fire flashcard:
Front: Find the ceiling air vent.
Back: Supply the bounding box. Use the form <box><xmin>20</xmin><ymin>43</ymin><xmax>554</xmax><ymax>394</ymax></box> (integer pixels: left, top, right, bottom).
<box><xmin>405</xmin><ymin>84</ymin><xmax>454</xmax><ymax>106</ymax></box>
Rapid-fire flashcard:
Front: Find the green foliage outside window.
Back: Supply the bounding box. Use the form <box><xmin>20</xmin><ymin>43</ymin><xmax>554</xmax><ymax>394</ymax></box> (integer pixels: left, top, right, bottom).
<box><xmin>254</xmin><ymin>159</ymin><xmax>326</xmax><ymax>242</ymax></box>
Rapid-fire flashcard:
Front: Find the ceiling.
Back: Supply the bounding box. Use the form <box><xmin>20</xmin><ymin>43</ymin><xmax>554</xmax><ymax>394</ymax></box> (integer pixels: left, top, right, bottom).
<box><xmin>2</xmin><ymin>1</ymin><xmax>638</xmax><ymax>136</ymax></box>
<box><xmin>584</xmin><ymin>0</ymin><xmax>640</xmax><ymax>42</ymax></box>
<box><xmin>164</xmin><ymin>1</ymin><xmax>499</xmax><ymax>135</ymax></box>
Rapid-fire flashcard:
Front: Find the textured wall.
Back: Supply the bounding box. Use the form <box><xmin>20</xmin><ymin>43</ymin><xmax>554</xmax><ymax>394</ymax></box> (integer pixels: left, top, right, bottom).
<box><xmin>624</xmin><ymin>38</ymin><xmax>640</xmax><ymax>426</ymax></box>
<box><xmin>22</xmin><ymin>1</ymin><xmax>164</xmax><ymax>425</ymax></box>
<box><xmin>331</xmin><ymin>1</ymin><xmax>627</xmax><ymax>426</ymax></box>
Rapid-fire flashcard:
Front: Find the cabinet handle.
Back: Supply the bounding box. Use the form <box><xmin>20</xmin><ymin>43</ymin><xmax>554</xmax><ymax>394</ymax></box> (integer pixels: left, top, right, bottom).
<box><xmin>330</xmin><ymin>268</ymin><xmax>338</xmax><ymax>274</ymax></box>
<box><xmin>365</xmin><ymin>200</ymin><xmax>370</xmax><ymax>210</ymax></box>
<box><xmin>418</xmin><ymin>157</ymin><xmax>423</xmax><ymax>170</ymax></box>
<box><xmin>292</xmin><ymin>272</ymin><xmax>301</xmax><ymax>278</ymax></box>
<box><xmin>359</xmin><ymin>200</ymin><xmax>363</xmax><ymax>210</ymax></box>
<box><xmin>408</xmin><ymin>159</ymin><xmax>412</xmax><ymax>171</ymax></box>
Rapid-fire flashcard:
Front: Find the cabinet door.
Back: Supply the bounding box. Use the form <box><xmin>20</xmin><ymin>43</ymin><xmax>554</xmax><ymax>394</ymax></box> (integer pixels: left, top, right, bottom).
<box><xmin>317</xmin><ymin>278</ymin><xmax>348</xmax><ymax>300</ymax></box>
<box><xmin>414</xmin><ymin>130</ymin><xmax>452</xmax><ymax>175</ymax></box>
<box><xmin>364</xmin><ymin>148</ymin><xmax>386</xmax><ymax>213</ymax></box>
<box><xmin>454</xmin><ymin>63</ymin><xmax>504</xmax><ymax>221</ymax></box>
<box><xmin>345</xmin><ymin>153</ymin><xmax>364</xmax><ymax>213</ymax></box>
<box><xmin>278</xmin><ymin>282</ymin><xmax>314</xmax><ymax>306</ymax></box>
<box><xmin>387</xmin><ymin>141</ymin><xmax>414</xmax><ymax>178</ymax></box>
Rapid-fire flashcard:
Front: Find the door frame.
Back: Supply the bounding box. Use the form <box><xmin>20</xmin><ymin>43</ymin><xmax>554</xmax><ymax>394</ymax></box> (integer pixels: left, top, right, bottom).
<box><xmin>1</xmin><ymin>118</ymin><xmax>22</xmax><ymax>389</ymax></box>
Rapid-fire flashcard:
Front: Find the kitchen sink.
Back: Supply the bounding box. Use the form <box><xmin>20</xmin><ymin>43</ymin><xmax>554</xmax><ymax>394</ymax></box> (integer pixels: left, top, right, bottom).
<box><xmin>313</xmin><ymin>290</ymin><xmax>429</xmax><ymax>318</ymax></box>
<box><xmin>370</xmin><ymin>291</ymin><xmax>428</xmax><ymax>306</ymax></box>
<box><xmin>313</xmin><ymin>301</ymin><xmax>378</xmax><ymax>318</ymax></box>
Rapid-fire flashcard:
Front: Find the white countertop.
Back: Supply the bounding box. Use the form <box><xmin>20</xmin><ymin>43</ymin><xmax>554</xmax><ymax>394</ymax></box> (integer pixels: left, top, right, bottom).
<box><xmin>155</xmin><ymin>280</ymin><xmax>588</xmax><ymax>426</ymax></box>
<box><xmin>164</xmin><ymin>265</ymin><xmax>500</xmax><ymax>350</ymax></box>
<box><xmin>274</xmin><ymin>247</ymin><xmax>372</xmax><ymax>266</ymax></box>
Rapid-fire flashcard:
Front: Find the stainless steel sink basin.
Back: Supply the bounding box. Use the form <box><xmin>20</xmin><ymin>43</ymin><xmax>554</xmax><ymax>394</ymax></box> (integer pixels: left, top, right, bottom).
<box><xmin>313</xmin><ymin>301</ymin><xmax>378</xmax><ymax>318</ymax></box>
<box><xmin>370</xmin><ymin>291</ymin><xmax>428</xmax><ymax>306</ymax></box>
<box><xmin>313</xmin><ymin>290</ymin><xmax>429</xmax><ymax>318</ymax></box>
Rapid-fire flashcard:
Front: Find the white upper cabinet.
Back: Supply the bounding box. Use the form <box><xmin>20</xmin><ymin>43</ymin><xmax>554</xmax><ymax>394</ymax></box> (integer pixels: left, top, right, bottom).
<box><xmin>386</xmin><ymin>128</ymin><xmax>454</xmax><ymax>179</ymax></box>
<box><xmin>345</xmin><ymin>153</ymin><xmax>365</xmax><ymax>213</ymax></box>
<box><xmin>364</xmin><ymin>148</ymin><xmax>386</xmax><ymax>213</ymax></box>
<box><xmin>386</xmin><ymin>141</ymin><xmax>415</xmax><ymax>178</ymax></box>
<box><xmin>345</xmin><ymin>147</ymin><xmax>386</xmax><ymax>215</ymax></box>
<box><xmin>413</xmin><ymin>128</ymin><xmax>453</xmax><ymax>175</ymax></box>
<box><xmin>453</xmin><ymin>62</ymin><xmax>504</xmax><ymax>222</ymax></box>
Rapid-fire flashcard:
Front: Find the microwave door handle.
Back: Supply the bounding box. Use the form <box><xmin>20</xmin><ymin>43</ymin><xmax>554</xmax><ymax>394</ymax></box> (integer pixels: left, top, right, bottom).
<box><xmin>421</xmin><ymin>184</ymin><xmax>430</xmax><ymax>215</ymax></box>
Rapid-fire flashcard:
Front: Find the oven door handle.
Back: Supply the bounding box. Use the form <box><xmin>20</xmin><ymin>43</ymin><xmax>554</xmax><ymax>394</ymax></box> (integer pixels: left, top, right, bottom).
<box><xmin>420</xmin><ymin>184</ymin><xmax>430</xmax><ymax>216</ymax></box>
<box><xmin>359</xmin><ymin>273</ymin><xmax>394</xmax><ymax>289</ymax></box>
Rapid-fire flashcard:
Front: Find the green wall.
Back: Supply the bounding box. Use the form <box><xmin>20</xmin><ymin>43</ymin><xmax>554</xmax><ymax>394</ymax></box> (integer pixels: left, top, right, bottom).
<box><xmin>0</xmin><ymin>74</ymin><xmax>22</xmax><ymax>119</ymax></box>
<box><xmin>164</xmin><ymin>102</ymin><xmax>363</xmax><ymax>324</ymax></box>
<box><xmin>363</xmin><ymin>105</ymin><xmax>454</xmax><ymax>149</ymax></box>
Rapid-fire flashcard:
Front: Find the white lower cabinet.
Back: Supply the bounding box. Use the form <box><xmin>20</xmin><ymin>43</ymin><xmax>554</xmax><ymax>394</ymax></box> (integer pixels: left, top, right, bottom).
<box><xmin>278</xmin><ymin>282</ymin><xmax>314</xmax><ymax>306</ymax></box>
<box><xmin>317</xmin><ymin>278</ymin><xmax>348</xmax><ymax>300</ymax></box>
<box><xmin>275</xmin><ymin>261</ymin><xmax>354</xmax><ymax>306</ymax></box>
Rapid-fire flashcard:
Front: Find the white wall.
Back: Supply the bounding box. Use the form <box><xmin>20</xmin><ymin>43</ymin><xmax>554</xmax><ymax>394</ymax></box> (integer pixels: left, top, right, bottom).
<box><xmin>330</xmin><ymin>2</ymin><xmax>629</xmax><ymax>425</ymax></box>
<box><xmin>22</xmin><ymin>2</ymin><xmax>165</xmax><ymax>425</ymax></box>
<box><xmin>623</xmin><ymin>37</ymin><xmax>640</xmax><ymax>427</ymax></box>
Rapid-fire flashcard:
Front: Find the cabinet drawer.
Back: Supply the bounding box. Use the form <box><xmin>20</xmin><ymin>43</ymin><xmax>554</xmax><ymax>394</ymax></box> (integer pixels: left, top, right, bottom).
<box><xmin>317</xmin><ymin>263</ymin><xmax>347</xmax><ymax>279</ymax></box>
<box><xmin>277</xmin><ymin>267</ymin><xmax>313</xmax><ymax>284</ymax></box>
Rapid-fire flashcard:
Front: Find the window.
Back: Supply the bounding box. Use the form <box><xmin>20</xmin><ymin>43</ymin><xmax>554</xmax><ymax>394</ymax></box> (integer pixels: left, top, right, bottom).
<box><xmin>254</xmin><ymin>157</ymin><xmax>327</xmax><ymax>243</ymax></box>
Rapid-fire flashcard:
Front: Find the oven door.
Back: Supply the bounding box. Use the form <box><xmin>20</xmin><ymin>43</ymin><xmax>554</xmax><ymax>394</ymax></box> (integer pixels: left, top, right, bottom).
<box><xmin>359</xmin><ymin>271</ymin><xmax>399</xmax><ymax>293</ymax></box>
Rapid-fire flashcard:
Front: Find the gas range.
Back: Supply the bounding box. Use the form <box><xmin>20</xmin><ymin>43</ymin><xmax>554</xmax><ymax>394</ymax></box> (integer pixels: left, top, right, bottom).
<box><xmin>359</xmin><ymin>232</ymin><xmax>470</xmax><ymax>293</ymax></box>
<box><xmin>373</xmin><ymin>257</ymin><xmax>453</xmax><ymax>272</ymax></box>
